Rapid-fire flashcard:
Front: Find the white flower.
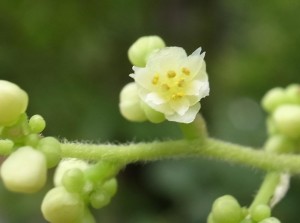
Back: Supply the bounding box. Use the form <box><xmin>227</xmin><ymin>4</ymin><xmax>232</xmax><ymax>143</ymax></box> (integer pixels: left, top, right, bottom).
<box><xmin>130</xmin><ymin>47</ymin><xmax>209</xmax><ymax>123</ymax></box>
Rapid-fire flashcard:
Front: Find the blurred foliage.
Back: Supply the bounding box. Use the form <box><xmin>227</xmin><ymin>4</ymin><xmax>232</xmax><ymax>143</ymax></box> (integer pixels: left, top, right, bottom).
<box><xmin>0</xmin><ymin>0</ymin><xmax>300</xmax><ymax>222</ymax></box>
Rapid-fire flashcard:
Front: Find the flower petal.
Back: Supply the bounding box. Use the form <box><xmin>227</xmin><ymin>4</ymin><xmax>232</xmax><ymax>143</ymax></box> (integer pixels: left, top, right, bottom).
<box><xmin>166</xmin><ymin>103</ymin><xmax>201</xmax><ymax>123</ymax></box>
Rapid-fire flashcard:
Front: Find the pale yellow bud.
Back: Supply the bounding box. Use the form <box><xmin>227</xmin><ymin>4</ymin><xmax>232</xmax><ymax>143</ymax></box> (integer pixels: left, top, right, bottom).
<box><xmin>0</xmin><ymin>80</ymin><xmax>28</xmax><ymax>126</ymax></box>
<box><xmin>0</xmin><ymin>146</ymin><xmax>47</xmax><ymax>193</ymax></box>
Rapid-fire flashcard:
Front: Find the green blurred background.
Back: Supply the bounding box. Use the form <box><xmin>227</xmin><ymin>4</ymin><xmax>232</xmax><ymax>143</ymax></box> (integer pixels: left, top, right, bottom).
<box><xmin>1</xmin><ymin>0</ymin><xmax>300</xmax><ymax>222</ymax></box>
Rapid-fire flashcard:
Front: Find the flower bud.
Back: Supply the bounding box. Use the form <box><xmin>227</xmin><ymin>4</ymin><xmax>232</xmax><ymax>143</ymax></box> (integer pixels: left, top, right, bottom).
<box><xmin>89</xmin><ymin>190</ymin><xmax>111</xmax><ymax>209</ymax></box>
<box><xmin>251</xmin><ymin>204</ymin><xmax>271</xmax><ymax>222</ymax></box>
<box><xmin>119</xmin><ymin>82</ymin><xmax>147</xmax><ymax>122</ymax></box>
<box><xmin>62</xmin><ymin>168</ymin><xmax>85</xmax><ymax>193</ymax></box>
<box><xmin>29</xmin><ymin>114</ymin><xmax>46</xmax><ymax>133</ymax></box>
<box><xmin>211</xmin><ymin>195</ymin><xmax>243</xmax><ymax>223</ymax></box>
<box><xmin>285</xmin><ymin>84</ymin><xmax>300</xmax><ymax>104</ymax></box>
<box><xmin>273</xmin><ymin>105</ymin><xmax>300</xmax><ymax>139</ymax></box>
<box><xmin>0</xmin><ymin>80</ymin><xmax>28</xmax><ymax>126</ymax></box>
<box><xmin>0</xmin><ymin>139</ymin><xmax>14</xmax><ymax>155</ymax></box>
<box><xmin>264</xmin><ymin>135</ymin><xmax>295</xmax><ymax>153</ymax></box>
<box><xmin>37</xmin><ymin>137</ymin><xmax>61</xmax><ymax>168</ymax></box>
<box><xmin>102</xmin><ymin>178</ymin><xmax>118</xmax><ymax>197</ymax></box>
<box><xmin>54</xmin><ymin>159</ymin><xmax>89</xmax><ymax>187</ymax></box>
<box><xmin>41</xmin><ymin>186</ymin><xmax>84</xmax><ymax>223</ymax></box>
<box><xmin>128</xmin><ymin>36</ymin><xmax>166</xmax><ymax>67</ymax></box>
<box><xmin>0</xmin><ymin>146</ymin><xmax>47</xmax><ymax>193</ymax></box>
<box><xmin>261</xmin><ymin>88</ymin><xmax>286</xmax><ymax>113</ymax></box>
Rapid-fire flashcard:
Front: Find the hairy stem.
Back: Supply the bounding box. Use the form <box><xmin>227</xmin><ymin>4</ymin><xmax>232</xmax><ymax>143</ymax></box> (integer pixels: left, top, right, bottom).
<box><xmin>60</xmin><ymin>138</ymin><xmax>300</xmax><ymax>174</ymax></box>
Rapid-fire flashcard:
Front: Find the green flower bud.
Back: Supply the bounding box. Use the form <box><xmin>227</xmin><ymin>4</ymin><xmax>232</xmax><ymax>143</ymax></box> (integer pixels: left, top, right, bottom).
<box><xmin>261</xmin><ymin>88</ymin><xmax>286</xmax><ymax>113</ymax></box>
<box><xmin>0</xmin><ymin>80</ymin><xmax>28</xmax><ymax>126</ymax></box>
<box><xmin>285</xmin><ymin>84</ymin><xmax>300</xmax><ymax>104</ymax></box>
<box><xmin>102</xmin><ymin>178</ymin><xmax>118</xmax><ymax>197</ymax></box>
<box><xmin>264</xmin><ymin>135</ymin><xmax>295</xmax><ymax>153</ymax></box>
<box><xmin>128</xmin><ymin>35</ymin><xmax>166</xmax><ymax>67</ymax></box>
<box><xmin>41</xmin><ymin>186</ymin><xmax>85</xmax><ymax>223</ymax></box>
<box><xmin>251</xmin><ymin>204</ymin><xmax>271</xmax><ymax>222</ymax></box>
<box><xmin>0</xmin><ymin>139</ymin><xmax>14</xmax><ymax>155</ymax></box>
<box><xmin>258</xmin><ymin>217</ymin><xmax>281</xmax><ymax>223</ymax></box>
<box><xmin>0</xmin><ymin>146</ymin><xmax>47</xmax><ymax>193</ymax></box>
<box><xmin>141</xmin><ymin>101</ymin><xmax>165</xmax><ymax>123</ymax></box>
<box><xmin>37</xmin><ymin>137</ymin><xmax>61</xmax><ymax>168</ymax></box>
<box><xmin>212</xmin><ymin>195</ymin><xmax>243</xmax><ymax>223</ymax></box>
<box><xmin>54</xmin><ymin>159</ymin><xmax>89</xmax><ymax>187</ymax></box>
<box><xmin>207</xmin><ymin>213</ymin><xmax>215</xmax><ymax>223</ymax></box>
<box><xmin>85</xmin><ymin>161</ymin><xmax>120</xmax><ymax>184</ymax></box>
<box><xmin>62</xmin><ymin>168</ymin><xmax>85</xmax><ymax>193</ymax></box>
<box><xmin>119</xmin><ymin>82</ymin><xmax>147</xmax><ymax>122</ymax></box>
<box><xmin>29</xmin><ymin>114</ymin><xmax>46</xmax><ymax>133</ymax></box>
<box><xmin>89</xmin><ymin>190</ymin><xmax>111</xmax><ymax>209</ymax></box>
<box><xmin>273</xmin><ymin>105</ymin><xmax>300</xmax><ymax>139</ymax></box>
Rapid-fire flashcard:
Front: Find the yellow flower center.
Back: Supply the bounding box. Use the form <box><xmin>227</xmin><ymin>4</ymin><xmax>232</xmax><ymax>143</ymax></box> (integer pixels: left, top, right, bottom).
<box><xmin>151</xmin><ymin>67</ymin><xmax>191</xmax><ymax>100</ymax></box>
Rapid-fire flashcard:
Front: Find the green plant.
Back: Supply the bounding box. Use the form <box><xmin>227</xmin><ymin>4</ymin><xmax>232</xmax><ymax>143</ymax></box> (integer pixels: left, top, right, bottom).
<box><xmin>1</xmin><ymin>35</ymin><xmax>300</xmax><ymax>223</ymax></box>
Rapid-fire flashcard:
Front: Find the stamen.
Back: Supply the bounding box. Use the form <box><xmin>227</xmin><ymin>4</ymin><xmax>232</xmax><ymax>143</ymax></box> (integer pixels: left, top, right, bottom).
<box><xmin>162</xmin><ymin>84</ymin><xmax>170</xmax><ymax>91</ymax></box>
<box><xmin>171</xmin><ymin>92</ymin><xmax>184</xmax><ymax>100</ymax></box>
<box><xmin>182</xmin><ymin>67</ymin><xmax>190</xmax><ymax>76</ymax></box>
<box><xmin>167</xmin><ymin>70</ymin><xmax>176</xmax><ymax>78</ymax></box>
<box><xmin>177</xmin><ymin>79</ymin><xmax>185</xmax><ymax>87</ymax></box>
<box><xmin>152</xmin><ymin>74</ymin><xmax>160</xmax><ymax>85</ymax></box>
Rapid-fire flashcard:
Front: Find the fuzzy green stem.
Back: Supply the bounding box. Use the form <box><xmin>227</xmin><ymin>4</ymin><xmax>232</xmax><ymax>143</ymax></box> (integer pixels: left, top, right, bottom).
<box><xmin>249</xmin><ymin>172</ymin><xmax>280</xmax><ymax>212</ymax></box>
<box><xmin>59</xmin><ymin>138</ymin><xmax>300</xmax><ymax>174</ymax></box>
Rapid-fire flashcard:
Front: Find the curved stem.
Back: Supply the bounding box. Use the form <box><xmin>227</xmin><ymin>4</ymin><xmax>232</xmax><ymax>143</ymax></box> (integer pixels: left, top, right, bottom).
<box><xmin>60</xmin><ymin>138</ymin><xmax>300</xmax><ymax>174</ymax></box>
<box><xmin>249</xmin><ymin>172</ymin><xmax>280</xmax><ymax>212</ymax></box>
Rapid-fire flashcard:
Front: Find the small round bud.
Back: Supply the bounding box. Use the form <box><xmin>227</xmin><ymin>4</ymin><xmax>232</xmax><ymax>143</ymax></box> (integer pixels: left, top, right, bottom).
<box><xmin>119</xmin><ymin>82</ymin><xmax>147</xmax><ymax>122</ymax></box>
<box><xmin>251</xmin><ymin>204</ymin><xmax>271</xmax><ymax>222</ymax></box>
<box><xmin>212</xmin><ymin>195</ymin><xmax>243</xmax><ymax>223</ymax></box>
<box><xmin>62</xmin><ymin>168</ymin><xmax>85</xmax><ymax>193</ymax></box>
<box><xmin>37</xmin><ymin>137</ymin><xmax>61</xmax><ymax>168</ymax></box>
<box><xmin>102</xmin><ymin>178</ymin><xmax>118</xmax><ymax>197</ymax></box>
<box><xmin>0</xmin><ymin>139</ymin><xmax>14</xmax><ymax>155</ymax></box>
<box><xmin>54</xmin><ymin>159</ymin><xmax>89</xmax><ymax>187</ymax></box>
<box><xmin>207</xmin><ymin>213</ymin><xmax>215</xmax><ymax>223</ymax></box>
<box><xmin>85</xmin><ymin>161</ymin><xmax>120</xmax><ymax>183</ymax></box>
<box><xmin>0</xmin><ymin>146</ymin><xmax>47</xmax><ymax>193</ymax></box>
<box><xmin>41</xmin><ymin>186</ymin><xmax>85</xmax><ymax>223</ymax></box>
<box><xmin>141</xmin><ymin>102</ymin><xmax>165</xmax><ymax>123</ymax></box>
<box><xmin>29</xmin><ymin>115</ymin><xmax>46</xmax><ymax>133</ymax></box>
<box><xmin>0</xmin><ymin>80</ymin><xmax>28</xmax><ymax>126</ymax></box>
<box><xmin>89</xmin><ymin>190</ymin><xmax>111</xmax><ymax>209</ymax></box>
<box><xmin>264</xmin><ymin>135</ymin><xmax>295</xmax><ymax>153</ymax></box>
<box><xmin>273</xmin><ymin>105</ymin><xmax>300</xmax><ymax>139</ymax></box>
<box><xmin>285</xmin><ymin>84</ymin><xmax>300</xmax><ymax>104</ymax></box>
<box><xmin>261</xmin><ymin>88</ymin><xmax>286</xmax><ymax>113</ymax></box>
<box><xmin>128</xmin><ymin>35</ymin><xmax>166</xmax><ymax>67</ymax></box>
<box><xmin>258</xmin><ymin>217</ymin><xmax>281</xmax><ymax>223</ymax></box>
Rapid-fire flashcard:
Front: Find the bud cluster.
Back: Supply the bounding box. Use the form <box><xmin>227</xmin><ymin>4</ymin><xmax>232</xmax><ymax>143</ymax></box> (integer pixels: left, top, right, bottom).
<box><xmin>262</xmin><ymin>84</ymin><xmax>300</xmax><ymax>153</ymax></box>
<box><xmin>41</xmin><ymin>159</ymin><xmax>120</xmax><ymax>223</ymax></box>
<box><xmin>207</xmin><ymin>195</ymin><xmax>281</xmax><ymax>223</ymax></box>
<box><xmin>0</xmin><ymin>80</ymin><xmax>61</xmax><ymax>193</ymax></box>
